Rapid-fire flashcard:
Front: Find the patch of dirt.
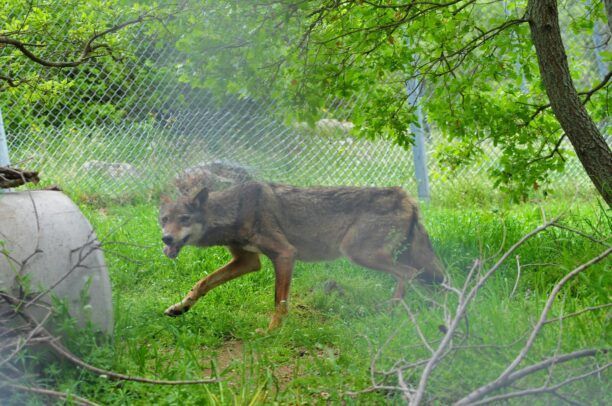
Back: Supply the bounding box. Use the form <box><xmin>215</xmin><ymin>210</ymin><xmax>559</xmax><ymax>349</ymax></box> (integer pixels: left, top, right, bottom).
<box><xmin>272</xmin><ymin>345</ymin><xmax>340</xmax><ymax>391</ymax></box>
<box><xmin>274</xmin><ymin>364</ymin><xmax>296</xmax><ymax>390</ymax></box>
<box><xmin>201</xmin><ymin>339</ymin><xmax>244</xmax><ymax>377</ymax></box>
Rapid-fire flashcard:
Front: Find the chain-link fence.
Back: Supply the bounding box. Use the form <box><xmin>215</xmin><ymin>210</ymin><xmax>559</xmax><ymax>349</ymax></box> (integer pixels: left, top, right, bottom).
<box><xmin>0</xmin><ymin>4</ymin><xmax>600</xmax><ymax>202</ymax></box>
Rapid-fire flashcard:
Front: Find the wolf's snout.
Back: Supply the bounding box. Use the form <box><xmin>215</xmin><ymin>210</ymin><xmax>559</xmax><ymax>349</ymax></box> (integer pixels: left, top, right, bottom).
<box><xmin>162</xmin><ymin>235</ymin><xmax>174</xmax><ymax>245</ymax></box>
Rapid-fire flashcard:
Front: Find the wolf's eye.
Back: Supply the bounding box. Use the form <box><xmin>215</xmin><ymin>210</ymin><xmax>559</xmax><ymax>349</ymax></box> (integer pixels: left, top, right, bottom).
<box><xmin>179</xmin><ymin>215</ymin><xmax>190</xmax><ymax>225</ymax></box>
<box><xmin>161</xmin><ymin>216</ymin><xmax>168</xmax><ymax>224</ymax></box>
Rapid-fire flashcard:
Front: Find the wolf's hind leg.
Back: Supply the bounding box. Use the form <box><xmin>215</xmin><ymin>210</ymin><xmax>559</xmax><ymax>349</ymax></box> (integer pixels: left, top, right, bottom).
<box><xmin>165</xmin><ymin>247</ymin><xmax>261</xmax><ymax>317</ymax></box>
<box><xmin>267</xmin><ymin>248</ymin><xmax>296</xmax><ymax>330</ymax></box>
<box><xmin>341</xmin><ymin>244</ymin><xmax>418</xmax><ymax>300</ymax></box>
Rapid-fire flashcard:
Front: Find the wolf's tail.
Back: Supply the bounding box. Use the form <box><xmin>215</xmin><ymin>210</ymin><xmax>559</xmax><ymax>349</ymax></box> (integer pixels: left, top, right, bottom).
<box><xmin>398</xmin><ymin>209</ymin><xmax>445</xmax><ymax>284</ymax></box>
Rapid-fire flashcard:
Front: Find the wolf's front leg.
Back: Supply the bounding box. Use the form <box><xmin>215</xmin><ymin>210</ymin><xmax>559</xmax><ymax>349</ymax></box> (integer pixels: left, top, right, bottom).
<box><xmin>164</xmin><ymin>248</ymin><xmax>261</xmax><ymax>317</ymax></box>
<box><xmin>267</xmin><ymin>300</ymin><xmax>289</xmax><ymax>330</ymax></box>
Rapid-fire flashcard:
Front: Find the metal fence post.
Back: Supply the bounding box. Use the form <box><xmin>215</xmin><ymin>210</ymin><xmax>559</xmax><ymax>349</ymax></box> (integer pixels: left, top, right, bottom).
<box><xmin>406</xmin><ymin>70</ymin><xmax>431</xmax><ymax>203</ymax></box>
<box><xmin>411</xmin><ymin>104</ymin><xmax>431</xmax><ymax>202</ymax></box>
<box><xmin>405</xmin><ymin>37</ymin><xmax>431</xmax><ymax>202</ymax></box>
<box><xmin>0</xmin><ymin>108</ymin><xmax>9</xmax><ymax>167</ymax></box>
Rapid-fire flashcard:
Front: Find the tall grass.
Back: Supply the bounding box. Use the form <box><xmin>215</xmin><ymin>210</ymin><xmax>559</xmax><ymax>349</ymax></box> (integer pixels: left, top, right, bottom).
<box><xmin>6</xmin><ymin>191</ymin><xmax>608</xmax><ymax>405</ymax></box>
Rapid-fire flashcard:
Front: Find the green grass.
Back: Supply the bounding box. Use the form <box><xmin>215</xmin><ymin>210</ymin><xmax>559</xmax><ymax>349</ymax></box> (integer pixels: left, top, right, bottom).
<box><xmin>7</xmin><ymin>194</ymin><xmax>611</xmax><ymax>405</ymax></box>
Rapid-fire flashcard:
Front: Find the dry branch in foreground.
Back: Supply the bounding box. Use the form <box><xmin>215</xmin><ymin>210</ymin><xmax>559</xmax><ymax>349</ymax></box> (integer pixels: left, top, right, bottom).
<box><xmin>0</xmin><ymin>166</ymin><xmax>39</xmax><ymax>188</ymax></box>
<box><xmin>351</xmin><ymin>216</ymin><xmax>611</xmax><ymax>405</ymax></box>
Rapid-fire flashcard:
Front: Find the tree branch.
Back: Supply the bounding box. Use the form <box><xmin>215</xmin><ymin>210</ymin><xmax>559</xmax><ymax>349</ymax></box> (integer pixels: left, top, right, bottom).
<box><xmin>551</xmin><ymin>223</ymin><xmax>611</xmax><ymax>247</ymax></box>
<box><xmin>2</xmin><ymin>381</ymin><xmax>100</xmax><ymax>406</ymax></box>
<box><xmin>582</xmin><ymin>70</ymin><xmax>612</xmax><ymax>104</ymax></box>
<box><xmin>408</xmin><ymin>218</ymin><xmax>559</xmax><ymax>405</ymax></box>
<box><xmin>525</xmin><ymin>70</ymin><xmax>611</xmax><ymax>124</ymax></box>
<box><xmin>0</xmin><ymin>292</ymin><xmax>219</xmax><ymax>386</ymax></box>
<box><xmin>544</xmin><ymin>303</ymin><xmax>612</xmax><ymax>325</ymax></box>
<box><xmin>456</xmin><ymin>246</ymin><xmax>612</xmax><ymax>405</ymax></box>
<box><xmin>524</xmin><ymin>133</ymin><xmax>567</xmax><ymax>166</ymax></box>
<box><xmin>468</xmin><ymin>361</ymin><xmax>611</xmax><ymax>405</ymax></box>
<box><xmin>0</xmin><ymin>11</ymin><xmax>158</xmax><ymax>71</ymax></box>
<box><xmin>0</xmin><ymin>166</ymin><xmax>40</xmax><ymax>188</ymax></box>
<box><xmin>0</xmin><ymin>73</ymin><xmax>21</xmax><ymax>89</ymax></box>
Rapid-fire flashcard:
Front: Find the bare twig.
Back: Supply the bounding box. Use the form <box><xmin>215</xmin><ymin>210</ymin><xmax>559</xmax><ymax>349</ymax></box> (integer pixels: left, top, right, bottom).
<box><xmin>456</xmin><ymin>247</ymin><xmax>611</xmax><ymax>405</ymax></box>
<box><xmin>582</xmin><ymin>70</ymin><xmax>612</xmax><ymax>104</ymax></box>
<box><xmin>0</xmin><ymin>166</ymin><xmax>39</xmax><ymax>188</ymax></box>
<box><xmin>552</xmin><ymin>223</ymin><xmax>611</xmax><ymax>247</ymax></box>
<box><xmin>23</xmin><ymin>235</ymin><xmax>100</xmax><ymax>309</ymax></box>
<box><xmin>543</xmin><ymin>303</ymin><xmax>612</xmax><ymax>325</ymax></box>
<box><xmin>468</xmin><ymin>362</ymin><xmax>611</xmax><ymax>405</ymax></box>
<box><xmin>409</xmin><ymin>218</ymin><xmax>558</xmax><ymax>406</ymax></box>
<box><xmin>2</xmin><ymin>380</ymin><xmax>100</xmax><ymax>406</ymax></box>
<box><xmin>0</xmin><ymin>291</ymin><xmax>219</xmax><ymax>385</ymax></box>
<box><xmin>397</xmin><ymin>300</ymin><xmax>435</xmax><ymax>354</ymax></box>
<box><xmin>47</xmin><ymin>338</ymin><xmax>220</xmax><ymax>385</ymax></box>
<box><xmin>509</xmin><ymin>255</ymin><xmax>521</xmax><ymax>299</ymax></box>
<box><xmin>502</xmin><ymin>248</ymin><xmax>610</xmax><ymax>376</ymax></box>
<box><xmin>0</xmin><ymin>309</ymin><xmax>52</xmax><ymax>368</ymax></box>
<box><xmin>524</xmin><ymin>133</ymin><xmax>567</xmax><ymax>166</ymax></box>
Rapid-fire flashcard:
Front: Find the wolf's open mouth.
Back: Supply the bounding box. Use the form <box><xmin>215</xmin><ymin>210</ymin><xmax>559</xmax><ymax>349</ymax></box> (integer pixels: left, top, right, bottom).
<box><xmin>163</xmin><ymin>236</ymin><xmax>189</xmax><ymax>259</ymax></box>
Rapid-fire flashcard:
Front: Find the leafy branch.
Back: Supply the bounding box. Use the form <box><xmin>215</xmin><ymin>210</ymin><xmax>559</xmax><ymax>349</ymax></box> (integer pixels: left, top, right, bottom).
<box><xmin>0</xmin><ymin>3</ymin><xmax>183</xmax><ymax>90</ymax></box>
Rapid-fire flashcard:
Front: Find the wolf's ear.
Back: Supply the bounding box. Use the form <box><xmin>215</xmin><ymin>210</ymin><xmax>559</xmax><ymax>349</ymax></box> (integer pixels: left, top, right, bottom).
<box><xmin>160</xmin><ymin>195</ymin><xmax>172</xmax><ymax>205</ymax></box>
<box><xmin>192</xmin><ymin>188</ymin><xmax>209</xmax><ymax>207</ymax></box>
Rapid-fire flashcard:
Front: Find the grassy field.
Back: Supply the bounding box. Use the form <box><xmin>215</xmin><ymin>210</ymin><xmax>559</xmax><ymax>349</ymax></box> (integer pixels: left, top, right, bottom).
<box><xmin>7</xmin><ymin>192</ymin><xmax>611</xmax><ymax>405</ymax></box>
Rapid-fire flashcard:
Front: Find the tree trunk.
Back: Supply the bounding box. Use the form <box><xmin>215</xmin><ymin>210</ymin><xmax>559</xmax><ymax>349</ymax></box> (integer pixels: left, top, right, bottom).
<box><xmin>527</xmin><ymin>0</ymin><xmax>612</xmax><ymax>205</ymax></box>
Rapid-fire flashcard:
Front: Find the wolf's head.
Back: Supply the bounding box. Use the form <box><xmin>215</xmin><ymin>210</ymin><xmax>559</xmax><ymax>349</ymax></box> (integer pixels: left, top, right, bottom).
<box><xmin>158</xmin><ymin>188</ymin><xmax>208</xmax><ymax>259</ymax></box>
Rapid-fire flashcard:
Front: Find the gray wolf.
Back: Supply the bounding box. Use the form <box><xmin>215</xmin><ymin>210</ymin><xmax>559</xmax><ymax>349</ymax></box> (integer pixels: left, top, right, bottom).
<box><xmin>159</xmin><ymin>181</ymin><xmax>444</xmax><ymax>330</ymax></box>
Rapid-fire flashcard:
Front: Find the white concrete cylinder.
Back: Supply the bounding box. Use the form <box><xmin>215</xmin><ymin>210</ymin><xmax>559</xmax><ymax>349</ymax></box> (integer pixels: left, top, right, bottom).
<box><xmin>0</xmin><ymin>191</ymin><xmax>113</xmax><ymax>335</ymax></box>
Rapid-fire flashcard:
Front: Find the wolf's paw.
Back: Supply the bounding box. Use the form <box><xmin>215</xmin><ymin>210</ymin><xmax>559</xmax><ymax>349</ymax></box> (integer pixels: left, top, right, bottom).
<box><xmin>164</xmin><ymin>303</ymin><xmax>190</xmax><ymax>317</ymax></box>
<box><xmin>267</xmin><ymin>314</ymin><xmax>284</xmax><ymax>331</ymax></box>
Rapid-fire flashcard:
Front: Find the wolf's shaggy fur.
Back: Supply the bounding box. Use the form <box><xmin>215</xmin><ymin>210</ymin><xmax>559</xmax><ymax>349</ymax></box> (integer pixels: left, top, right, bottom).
<box><xmin>159</xmin><ymin>181</ymin><xmax>443</xmax><ymax>329</ymax></box>
<box><xmin>174</xmin><ymin>161</ymin><xmax>253</xmax><ymax>196</ymax></box>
